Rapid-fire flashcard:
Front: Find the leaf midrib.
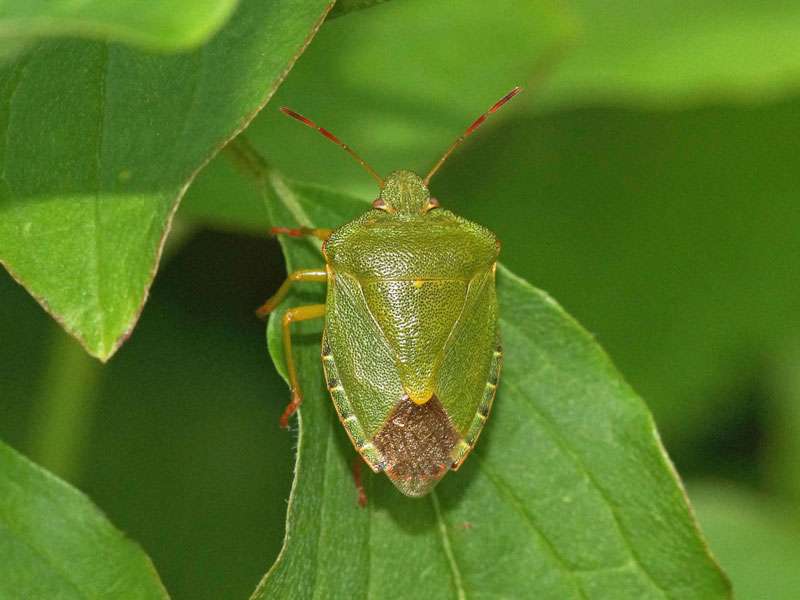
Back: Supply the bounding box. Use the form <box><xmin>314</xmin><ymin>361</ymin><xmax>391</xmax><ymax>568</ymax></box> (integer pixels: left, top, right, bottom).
<box><xmin>90</xmin><ymin>42</ymin><xmax>109</xmax><ymax>355</ymax></box>
<box><xmin>311</xmin><ymin>410</ymin><xmax>334</xmax><ymax>599</ymax></box>
<box><xmin>430</xmin><ymin>489</ymin><xmax>467</xmax><ymax>600</ymax></box>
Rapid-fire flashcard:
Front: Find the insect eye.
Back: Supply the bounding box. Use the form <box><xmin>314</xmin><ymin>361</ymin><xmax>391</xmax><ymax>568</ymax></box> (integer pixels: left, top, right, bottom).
<box><xmin>372</xmin><ymin>198</ymin><xmax>388</xmax><ymax>211</ymax></box>
<box><xmin>425</xmin><ymin>197</ymin><xmax>440</xmax><ymax>212</ymax></box>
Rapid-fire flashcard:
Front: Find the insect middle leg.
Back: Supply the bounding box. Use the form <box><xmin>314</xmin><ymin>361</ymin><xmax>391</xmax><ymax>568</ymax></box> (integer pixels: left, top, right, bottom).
<box><xmin>255</xmin><ymin>268</ymin><xmax>327</xmax><ymax>319</ymax></box>
<box><xmin>277</xmin><ymin>303</ymin><xmax>327</xmax><ymax>428</ymax></box>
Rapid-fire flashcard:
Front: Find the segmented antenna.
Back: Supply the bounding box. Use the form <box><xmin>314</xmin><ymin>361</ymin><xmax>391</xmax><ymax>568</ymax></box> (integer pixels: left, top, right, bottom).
<box><xmin>280</xmin><ymin>107</ymin><xmax>384</xmax><ymax>187</ymax></box>
<box><xmin>424</xmin><ymin>87</ymin><xmax>522</xmax><ymax>186</ymax></box>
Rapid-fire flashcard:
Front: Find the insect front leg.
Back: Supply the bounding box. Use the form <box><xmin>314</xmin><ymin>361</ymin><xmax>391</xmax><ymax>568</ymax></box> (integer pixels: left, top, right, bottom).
<box><xmin>255</xmin><ymin>268</ymin><xmax>327</xmax><ymax>319</ymax></box>
<box><xmin>270</xmin><ymin>226</ymin><xmax>333</xmax><ymax>241</ymax></box>
<box><xmin>279</xmin><ymin>303</ymin><xmax>326</xmax><ymax>429</ymax></box>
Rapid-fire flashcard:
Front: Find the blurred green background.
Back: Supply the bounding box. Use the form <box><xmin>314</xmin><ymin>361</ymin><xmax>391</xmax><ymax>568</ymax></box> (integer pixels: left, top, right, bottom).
<box><xmin>2</xmin><ymin>1</ymin><xmax>800</xmax><ymax>598</ymax></box>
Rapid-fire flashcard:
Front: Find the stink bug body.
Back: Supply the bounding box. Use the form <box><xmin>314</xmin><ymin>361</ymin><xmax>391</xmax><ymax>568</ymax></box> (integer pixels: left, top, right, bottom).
<box><xmin>258</xmin><ymin>88</ymin><xmax>520</xmax><ymax>497</ymax></box>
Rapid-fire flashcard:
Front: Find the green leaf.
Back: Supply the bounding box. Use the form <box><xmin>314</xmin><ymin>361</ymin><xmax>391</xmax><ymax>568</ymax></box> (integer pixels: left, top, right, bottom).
<box><xmin>238</xmin><ymin>0</ymin><xmax>800</xmax><ymax>204</ymax></box>
<box><xmin>244</xmin><ymin>0</ymin><xmax>573</xmax><ymax>197</ymax></box>
<box><xmin>0</xmin><ymin>0</ymin><xmax>239</xmax><ymax>56</ymax></box>
<box><xmin>0</xmin><ymin>0</ymin><xmax>334</xmax><ymax>361</ymax></box>
<box><xmin>0</xmin><ymin>440</ymin><xmax>168</xmax><ymax>598</ymax></box>
<box><xmin>251</xmin><ymin>168</ymin><xmax>730</xmax><ymax>599</ymax></box>
<box><xmin>541</xmin><ymin>0</ymin><xmax>800</xmax><ymax>109</ymax></box>
<box><xmin>691</xmin><ymin>484</ymin><xmax>800</xmax><ymax>600</ymax></box>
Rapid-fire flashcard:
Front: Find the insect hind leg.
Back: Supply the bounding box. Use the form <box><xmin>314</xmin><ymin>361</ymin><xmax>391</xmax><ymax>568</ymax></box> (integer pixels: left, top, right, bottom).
<box><xmin>278</xmin><ymin>303</ymin><xmax>326</xmax><ymax>428</ymax></box>
<box><xmin>352</xmin><ymin>456</ymin><xmax>368</xmax><ymax>508</ymax></box>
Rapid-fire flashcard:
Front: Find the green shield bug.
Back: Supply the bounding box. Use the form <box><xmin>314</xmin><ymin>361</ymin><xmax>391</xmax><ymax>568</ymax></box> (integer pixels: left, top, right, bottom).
<box><xmin>258</xmin><ymin>88</ymin><xmax>520</xmax><ymax>499</ymax></box>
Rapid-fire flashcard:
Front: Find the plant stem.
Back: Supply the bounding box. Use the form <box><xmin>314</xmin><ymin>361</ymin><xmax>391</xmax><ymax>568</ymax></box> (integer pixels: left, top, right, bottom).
<box><xmin>27</xmin><ymin>331</ymin><xmax>100</xmax><ymax>482</ymax></box>
<box><xmin>225</xmin><ymin>134</ymin><xmax>271</xmax><ymax>183</ymax></box>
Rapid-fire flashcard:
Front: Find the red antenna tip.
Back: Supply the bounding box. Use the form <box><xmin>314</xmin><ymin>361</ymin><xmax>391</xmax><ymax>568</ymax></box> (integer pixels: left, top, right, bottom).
<box><xmin>280</xmin><ymin>106</ymin><xmax>384</xmax><ymax>187</ymax></box>
<box><xmin>280</xmin><ymin>107</ymin><xmax>314</xmax><ymax>128</ymax></box>
<box><xmin>490</xmin><ymin>86</ymin><xmax>522</xmax><ymax>113</ymax></box>
<box><xmin>424</xmin><ymin>86</ymin><xmax>523</xmax><ymax>185</ymax></box>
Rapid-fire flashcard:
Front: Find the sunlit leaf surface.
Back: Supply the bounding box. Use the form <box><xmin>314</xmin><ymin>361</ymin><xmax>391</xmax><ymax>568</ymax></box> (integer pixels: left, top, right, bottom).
<box><xmin>0</xmin><ymin>0</ymin><xmax>333</xmax><ymax>360</ymax></box>
<box><xmin>0</xmin><ymin>0</ymin><xmax>239</xmax><ymax>55</ymax></box>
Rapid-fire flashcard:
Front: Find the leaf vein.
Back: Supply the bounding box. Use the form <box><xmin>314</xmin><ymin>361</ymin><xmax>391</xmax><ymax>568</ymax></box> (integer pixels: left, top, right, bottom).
<box><xmin>91</xmin><ymin>43</ymin><xmax>110</xmax><ymax>353</ymax></box>
<box><xmin>0</xmin><ymin>512</ymin><xmax>88</xmax><ymax>598</ymax></box>
<box><xmin>430</xmin><ymin>490</ymin><xmax>467</xmax><ymax>600</ymax></box>
<box><xmin>364</xmin><ymin>481</ymin><xmax>373</xmax><ymax>600</ymax></box>
<box><xmin>310</xmin><ymin>395</ymin><xmax>334</xmax><ymax>600</ymax></box>
<box><xmin>499</xmin><ymin>317</ymin><xmax>670</xmax><ymax>598</ymax></box>
<box><xmin>472</xmin><ymin>453</ymin><xmax>588</xmax><ymax>599</ymax></box>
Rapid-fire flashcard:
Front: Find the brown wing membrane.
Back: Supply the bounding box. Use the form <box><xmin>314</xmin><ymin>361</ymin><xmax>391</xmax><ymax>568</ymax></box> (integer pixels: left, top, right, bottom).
<box><xmin>373</xmin><ymin>394</ymin><xmax>461</xmax><ymax>497</ymax></box>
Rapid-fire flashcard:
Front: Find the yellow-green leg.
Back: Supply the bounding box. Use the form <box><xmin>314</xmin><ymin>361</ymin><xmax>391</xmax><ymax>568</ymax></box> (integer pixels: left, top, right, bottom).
<box><xmin>278</xmin><ymin>303</ymin><xmax>326</xmax><ymax>428</ymax></box>
<box><xmin>261</xmin><ymin>216</ymin><xmax>333</xmax><ymax>425</ymax></box>
<box><xmin>255</xmin><ymin>269</ymin><xmax>328</xmax><ymax>427</ymax></box>
<box><xmin>255</xmin><ymin>268</ymin><xmax>327</xmax><ymax>319</ymax></box>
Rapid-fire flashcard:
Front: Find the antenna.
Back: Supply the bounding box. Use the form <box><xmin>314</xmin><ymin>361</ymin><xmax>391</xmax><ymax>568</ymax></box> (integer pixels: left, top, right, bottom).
<box><xmin>424</xmin><ymin>87</ymin><xmax>522</xmax><ymax>186</ymax></box>
<box><xmin>280</xmin><ymin>107</ymin><xmax>384</xmax><ymax>187</ymax></box>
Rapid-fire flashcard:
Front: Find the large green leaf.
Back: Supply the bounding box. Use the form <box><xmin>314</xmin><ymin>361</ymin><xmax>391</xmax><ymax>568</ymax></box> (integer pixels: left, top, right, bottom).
<box><xmin>0</xmin><ymin>440</ymin><xmax>168</xmax><ymax>598</ymax></box>
<box><xmin>232</xmin><ymin>0</ymin><xmax>800</xmax><ymax>202</ymax></box>
<box><xmin>248</xmin><ymin>167</ymin><xmax>729</xmax><ymax>598</ymax></box>
<box><xmin>241</xmin><ymin>0</ymin><xmax>572</xmax><ymax>197</ymax></box>
<box><xmin>0</xmin><ymin>0</ymin><xmax>334</xmax><ymax>361</ymax></box>
<box><xmin>541</xmin><ymin>0</ymin><xmax>800</xmax><ymax>109</ymax></box>
<box><xmin>0</xmin><ymin>0</ymin><xmax>239</xmax><ymax>56</ymax></box>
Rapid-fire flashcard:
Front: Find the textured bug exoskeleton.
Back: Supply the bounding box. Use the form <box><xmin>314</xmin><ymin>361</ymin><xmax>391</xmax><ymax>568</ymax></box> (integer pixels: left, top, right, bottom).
<box><xmin>258</xmin><ymin>88</ymin><xmax>520</xmax><ymax>498</ymax></box>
